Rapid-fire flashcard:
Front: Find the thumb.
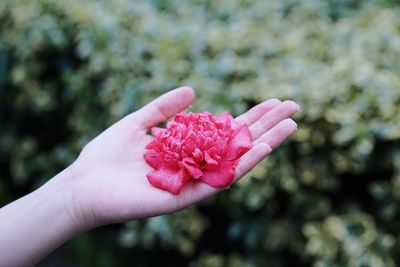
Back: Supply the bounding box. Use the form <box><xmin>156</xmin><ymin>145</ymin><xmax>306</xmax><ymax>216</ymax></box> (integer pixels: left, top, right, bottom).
<box><xmin>135</xmin><ymin>86</ymin><xmax>195</xmax><ymax>129</ymax></box>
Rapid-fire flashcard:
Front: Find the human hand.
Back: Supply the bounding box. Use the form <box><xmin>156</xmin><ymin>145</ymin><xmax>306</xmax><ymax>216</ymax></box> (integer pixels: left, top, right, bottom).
<box><xmin>67</xmin><ymin>87</ymin><xmax>299</xmax><ymax>229</ymax></box>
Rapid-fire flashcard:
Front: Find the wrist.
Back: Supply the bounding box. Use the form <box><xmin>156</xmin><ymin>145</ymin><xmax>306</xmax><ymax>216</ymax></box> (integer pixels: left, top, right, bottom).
<box><xmin>58</xmin><ymin>160</ymin><xmax>107</xmax><ymax>230</ymax></box>
<box><xmin>0</xmin><ymin>165</ymin><xmax>88</xmax><ymax>267</ymax></box>
<box><xmin>44</xmin><ymin>164</ymin><xmax>90</xmax><ymax>233</ymax></box>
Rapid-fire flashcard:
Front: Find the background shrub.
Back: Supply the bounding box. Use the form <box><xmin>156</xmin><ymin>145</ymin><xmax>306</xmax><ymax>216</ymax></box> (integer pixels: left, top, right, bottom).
<box><xmin>1</xmin><ymin>0</ymin><xmax>400</xmax><ymax>266</ymax></box>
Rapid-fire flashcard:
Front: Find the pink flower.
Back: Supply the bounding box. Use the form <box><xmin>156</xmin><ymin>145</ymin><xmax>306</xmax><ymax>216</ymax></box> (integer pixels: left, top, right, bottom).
<box><xmin>144</xmin><ymin>111</ymin><xmax>253</xmax><ymax>194</ymax></box>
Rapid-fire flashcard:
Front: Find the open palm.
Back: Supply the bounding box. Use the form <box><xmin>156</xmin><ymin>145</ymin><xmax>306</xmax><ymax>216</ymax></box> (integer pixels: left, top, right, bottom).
<box><xmin>69</xmin><ymin>87</ymin><xmax>299</xmax><ymax>228</ymax></box>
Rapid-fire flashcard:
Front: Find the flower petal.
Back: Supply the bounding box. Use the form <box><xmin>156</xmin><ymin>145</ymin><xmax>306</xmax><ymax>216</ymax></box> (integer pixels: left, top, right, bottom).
<box><xmin>230</xmin><ymin>117</ymin><xmax>243</xmax><ymax>130</ymax></box>
<box><xmin>151</xmin><ymin>127</ymin><xmax>166</xmax><ymax>138</ymax></box>
<box><xmin>144</xmin><ymin>150</ymin><xmax>163</xmax><ymax>169</ymax></box>
<box><xmin>216</xmin><ymin>111</ymin><xmax>233</xmax><ymax>124</ymax></box>
<box><xmin>145</xmin><ymin>140</ymin><xmax>162</xmax><ymax>151</ymax></box>
<box><xmin>192</xmin><ymin>148</ymin><xmax>203</xmax><ymax>162</ymax></box>
<box><xmin>200</xmin><ymin>161</ymin><xmax>236</xmax><ymax>188</ymax></box>
<box><xmin>226</xmin><ymin>125</ymin><xmax>253</xmax><ymax>160</ymax></box>
<box><xmin>216</xmin><ymin>112</ymin><xmax>234</xmax><ymax>131</ymax></box>
<box><xmin>147</xmin><ymin>167</ymin><xmax>189</xmax><ymax>194</ymax></box>
<box><xmin>179</xmin><ymin>161</ymin><xmax>203</xmax><ymax>179</ymax></box>
<box><xmin>204</xmin><ymin>151</ymin><xmax>219</xmax><ymax>167</ymax></box>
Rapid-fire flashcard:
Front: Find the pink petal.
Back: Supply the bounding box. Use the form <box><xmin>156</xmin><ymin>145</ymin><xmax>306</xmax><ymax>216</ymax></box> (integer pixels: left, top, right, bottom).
<box><xmin>204</xmin><ymin>151</ymin><xmax>218</xmax><ymax>167</ymax></box>
<box><xmin>145</xmin><ymin>140</ymin><xmax>164</xmax><ymax>152</ymax></box>
<box><xmin>207</xmin><ymin>146</ymin><xmax>217</xmax><ymax>155</ymax></box>
<box><xmin>230</xmin><ymin>117</ymin><xmax>243</xmax><ymax>130</ymax></box>
<box><xmin>183</xmin><ymin>157</ymin><xmax>196</xmax><ymax>164</ymax></box>
<box><xmin>144</xmin><ymin>150</ymin><xmax>163</xmax><ymax>169</ymax></box>
<box><xmin>226</xmin><ymin>125</ymin><xmax>253</xmax><ymax>160</ymax></box>
<box><xmin>147</xmin><ymin>167</ymin><xmax>190</xmax><ymax>194</ymax></box>
<box><xmin>179</xmin><ymin>161</ymin><xmax>203</xmax><ymax>179</ymax></box>
<box><xmin>192</xmin><ymin>148</ymin><xmax>203</xmax><ymax>162</ymax></box>
<box><xmin>200</xmin><ymin>161</ymin><xmax>236</xmax><ymax>188</ymax></box>
<box><xmin>216</xmin><ymin>112</ymin><xmax>233</xmax><ymax>125</ymax></box>
<box><xmin>151</xmin><ymin>127</ymin><xmax>166</xmax><ymax>138</ymax></box>
<box><xmin>202</xmin><ymin>137</ymin><xmax>214</xmax><ymax>150</ymax></box>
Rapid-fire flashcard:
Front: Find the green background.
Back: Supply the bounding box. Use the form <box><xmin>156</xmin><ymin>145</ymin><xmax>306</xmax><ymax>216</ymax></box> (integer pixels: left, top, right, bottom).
<box><xmin>1</xmin><ymin>0</ymin><xmax>400</xmax><ymax>266</ymax></box>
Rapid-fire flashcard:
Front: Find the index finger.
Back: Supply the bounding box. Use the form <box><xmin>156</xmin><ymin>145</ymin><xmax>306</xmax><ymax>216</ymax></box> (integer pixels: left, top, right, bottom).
<box><xmin>136</xmin><ymin>86</ymin><xmax>196</xmax><ymax>129</ymax></box>
<box><xmin>235</xmin><ymin>98</ymin><xmax>281</xmax><ymax>126</ymax></box>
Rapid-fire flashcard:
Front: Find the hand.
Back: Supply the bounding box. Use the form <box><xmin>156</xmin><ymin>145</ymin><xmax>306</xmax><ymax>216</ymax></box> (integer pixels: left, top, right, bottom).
<box><xmin>68</xmin><ymin>87</ymin><xmax>299</xmax><ymax>229</ymax></box>
<box><xmin>0</xmin><ymin>86</ymin><xmax>299</xmax><ymax>267</ymax></box>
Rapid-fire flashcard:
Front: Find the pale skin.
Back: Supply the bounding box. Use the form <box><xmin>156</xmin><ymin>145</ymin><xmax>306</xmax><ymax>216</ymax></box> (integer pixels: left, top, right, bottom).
<box><xmin>0</xmin><ymin>87</ymin><xmax>299</xmax><ymax>267</ymax></box>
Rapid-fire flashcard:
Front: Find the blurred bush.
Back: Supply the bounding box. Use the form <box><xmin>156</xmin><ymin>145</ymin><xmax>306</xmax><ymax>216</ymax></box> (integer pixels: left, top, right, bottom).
<box><xmin>1</xmin><ymin>0</ymin><xmax>400</xmax><ymax>266</ymax></box>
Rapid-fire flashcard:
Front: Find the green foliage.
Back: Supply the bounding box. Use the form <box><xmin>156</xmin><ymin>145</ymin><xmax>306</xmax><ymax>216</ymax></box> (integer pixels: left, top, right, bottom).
<box><xmin>1</xmin><ymin>0</ymin><xmax>400</xmax><ymax>266</ymax></box>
